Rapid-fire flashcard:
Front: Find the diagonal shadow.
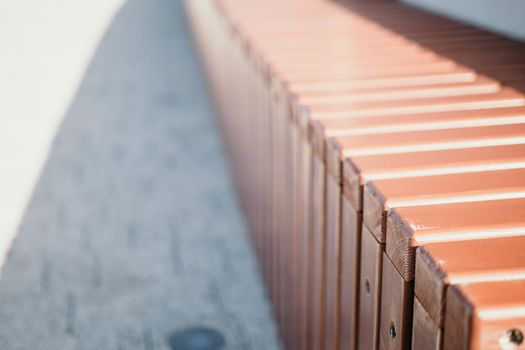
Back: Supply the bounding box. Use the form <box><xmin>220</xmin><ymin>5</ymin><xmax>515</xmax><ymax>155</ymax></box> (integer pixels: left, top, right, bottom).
<box><xmin>0</xmin><ymin>0</ymin><xmax>281</xmax><ymax>349</ymax></box>
<box><xmin>332</xmin><ymin>0</ymin><xmax>525</xmax><ymax>93</ymax></box>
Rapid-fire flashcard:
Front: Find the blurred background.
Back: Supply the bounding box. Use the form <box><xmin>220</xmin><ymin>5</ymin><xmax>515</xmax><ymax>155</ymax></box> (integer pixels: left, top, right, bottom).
<box><xmin>0</xmin><ymin>0</ymin><xmax>282</xmax><ymax>349</ymax></box>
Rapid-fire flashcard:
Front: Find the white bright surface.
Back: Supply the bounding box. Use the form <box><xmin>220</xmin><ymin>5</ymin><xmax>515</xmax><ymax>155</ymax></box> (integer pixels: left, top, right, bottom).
<box><xmin>0</xmin><ymin>0</ymin><xmax>125</xmax><ymax>270</ymax></box>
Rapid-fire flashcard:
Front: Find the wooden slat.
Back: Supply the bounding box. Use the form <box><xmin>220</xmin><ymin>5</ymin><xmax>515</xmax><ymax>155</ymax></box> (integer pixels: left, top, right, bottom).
<box><xmin>184</xmin><ymin>1</ymin><xmax>525</xmax><ymax>349</ymax></box>
<box><xmin>414</xmin><ymin>236</ymin><xmax>525</xmax><ymax>347</ymax></box>
<box><xmin>381</xmin><ymin>199</ymin><xmax>525</xmax><ymax>349</ymax></box>
<box><xmin>445</xmin><ymin>280</ymin><xmax>525</xmax><ymax>350</ymax></box>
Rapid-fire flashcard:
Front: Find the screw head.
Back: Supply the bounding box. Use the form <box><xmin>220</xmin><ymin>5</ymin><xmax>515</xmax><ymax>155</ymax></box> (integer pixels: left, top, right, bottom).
<box><xmin>499</xmin><ymin>329</ymin><xmax>523</xmax><ymax>350</ymax></box>
<box><xmin>365</xmin><ymin>280</ymin><xmax>371</xmax><ymax>295</ymax></box>
<box><xmin>389</xmin><ymin>323</ymin><xmax>397</xmax><ymax>339</ymax></box>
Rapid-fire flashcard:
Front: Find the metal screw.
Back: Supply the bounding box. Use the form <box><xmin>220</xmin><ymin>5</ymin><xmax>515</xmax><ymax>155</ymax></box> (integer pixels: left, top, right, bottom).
<box><xmin>365</xmin><ymin>280</ymin><xmax>371</xmax><ymax>295</ymax></box>
<box><xmin>389</xmin><ymin>323</ymin><xmax>397</xmax><ymax>339</ymax></box>
<box><xmin>499</xmin><ymin>329</ymin><xmax>523</xmax><ymax>350</ymax></box>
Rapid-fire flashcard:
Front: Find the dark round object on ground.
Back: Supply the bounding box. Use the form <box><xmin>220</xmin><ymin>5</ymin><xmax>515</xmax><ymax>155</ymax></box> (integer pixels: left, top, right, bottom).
<box><xmin>169</xmin><ymin>327</ymin><xmax>225</xmax><ymax>350</ymax></box>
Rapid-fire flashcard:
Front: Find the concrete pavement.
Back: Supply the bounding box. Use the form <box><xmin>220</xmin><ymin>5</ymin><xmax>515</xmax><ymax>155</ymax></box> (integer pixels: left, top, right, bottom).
<box><xmin>0</xmin><ymin>0</ymin><xmax>282</xmax><ymax>349</ymax></box>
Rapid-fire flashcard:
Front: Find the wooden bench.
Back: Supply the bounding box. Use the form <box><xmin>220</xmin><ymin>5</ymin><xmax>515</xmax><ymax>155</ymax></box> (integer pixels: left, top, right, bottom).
<box><xmin>185</xmin><ymin>0</ymin><xmax>525</xmax><ymax>349</ymax></box>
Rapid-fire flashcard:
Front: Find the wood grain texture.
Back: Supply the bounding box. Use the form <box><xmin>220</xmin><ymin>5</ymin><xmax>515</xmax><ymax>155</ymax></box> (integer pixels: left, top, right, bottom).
<box><xmin>363</xmin><ymin>180</ymin><xmax>387</xmax><ymax>243</ymax></box>
<box><xmin>190</xmin><ymin>3</ymin><xmax>525</xmax><ymax>350</ymax></box>
<box><xmin>283</xmin><ymin>91</ymin><xmax>298</xmax><ymax>349</ymax></box>
<box><xmin>298</xmin><ymin>119</ymin><xmax>314</xmax><ymax>350</ymax></box>
<box><xmin>351</xmin><ymin>144</ymin><xmax>525</xmax><ymax>182</ymax></box>
<box><xmin>290</xmin><ymin>104</ymin><xmax>302</xmax><ymax>350</ymax></box>
<box><xmin>364</xmin><ymin>167</ymin><xmax>525</xmax><ymax>208</ymax></box>
<box><xmin>414</xmin><ymin>246</ymin><xmax>447</xmax><ymax>327</ymax></box>
<box><xmin>379</xmin><ymin>253</ymin><xmax>414</xmax><ymax>350</ymax></box>
<box><xmin>326</xmin><ymin>137</ymin><xmax>343</xmax><ymax>184</ymax></box>
<box><xmin>443</xmin><ymin>285</ymin><xmax>473</xmax><ymax>350</ymax></box>
<box><xmin>386</xmin><ymin>198</ymin><xmax>525</xmax><ymax>245</ymax></box>
<box><xmin>325</xmin><ymin>170</ymin><xmax>342</xmax><ymax>350</ymax></box>
<box><xmin>309</xmin><ymin>119</ymin><xmax>326</xmax><ymax>160</ymax></box>
<box><xmin>315</xmin><ymin>106</ymin><xmax>525</xmax><ymax>135</ymax></box>
<box><xmin>358</xmin><ymin>225</ymin><xmax>384</xmax><ymax>350</ymax></box>
<box><xmin>294</xmin><ymin>115</ymin><xmax>312</xmax><ymax>349</ymax></box>
<box><xmin>416</xmin><ymin>236</ymin><xmax>525</xmax><ymax>331</ymax></box>
<box><xmin>385</xmin><ymin>208</ymin><xmax>416</xmax><ymax>282</ymax></box>
<box><xmin>311</xmin><ymin>154</ymin><xmax>326</xmax><ymax>350</ymax></box>
<box><xmin>275</xmin><ymin>74</ymin><xmax>288</xmax><ymax>339</ymax></box>
<box><xmin>343</xmin><ymin>158</ymin><xmax>363</xmax><ymax>212</ymax></box>
<box><xmin>412</xmin><ymin>298</ymin><xmax>441</xmax><ymax>350</ymax></box>
<box><xmin>339</xmin><ymin>199</ymin><xmax>361</xmax><ymax>350</ymax></box>
<box><xmin>444</xmin><ymin>279</ymin><xmax>525</xmax><ymax>349</ymax></box>
<box><xmin>308</xmin><ymin>89</ymin><xmax>523</xmax><ymax>122</ymax></box>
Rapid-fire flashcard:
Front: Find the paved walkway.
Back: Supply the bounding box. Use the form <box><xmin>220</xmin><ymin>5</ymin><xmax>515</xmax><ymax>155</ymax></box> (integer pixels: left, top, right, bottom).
<box><xmin>0</xmin><ymin>0</ymin><xmax>281</xmax><ymax>349</ymax></box>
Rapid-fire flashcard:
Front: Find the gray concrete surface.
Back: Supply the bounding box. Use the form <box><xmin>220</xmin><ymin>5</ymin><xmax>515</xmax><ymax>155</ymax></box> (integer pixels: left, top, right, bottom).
<box><xmin>0</xmin><ymin>0</ymin><xmax>282</xmax><ymax>349</ymax></box>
